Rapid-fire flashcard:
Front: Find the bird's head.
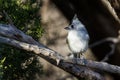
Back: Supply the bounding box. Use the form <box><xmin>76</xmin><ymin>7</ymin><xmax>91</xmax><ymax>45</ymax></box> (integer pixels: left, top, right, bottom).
<box><xmin>64</xmin><ymin>14</ymin><xmax>85</xmax><ymax>31</ymax></box>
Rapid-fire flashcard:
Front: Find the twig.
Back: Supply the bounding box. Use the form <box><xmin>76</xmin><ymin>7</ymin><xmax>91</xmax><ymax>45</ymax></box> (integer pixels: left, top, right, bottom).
<box><xmin>101</xmin><ymin>44</ymin><xmax>115</xmax><ymax>61</ymax></box>
<box><xmin>89</xmin><ymin>37</ymin><xmax>120</xmax><ymax>61</ymax></box>
<box><xmin>3</xmin><ymin>10</ymin><xmax>14</xmax><ymax>25</ymax></box>
<box><xmin>89</xmin><ymin>37</ymin><xmax>119</xmax><ymax>48</ymax></box>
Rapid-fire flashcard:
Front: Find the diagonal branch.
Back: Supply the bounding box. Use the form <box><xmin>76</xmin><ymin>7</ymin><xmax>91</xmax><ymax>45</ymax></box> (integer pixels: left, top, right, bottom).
<box><xmin>3</xmin><ymin>10</ymin><xmax>14</xmax><ymax>25</ymax></box>
<box><xmin>0</xmin><ymin>24</ymin><xmax>105</xmax><ymax>79</ymax></box>
<box><xmin>100</xmin><ymin>0</ymin><xmax>120</xmax><ymax>24</ymax></box>
<box><xmin>0</xmin><ymin>36</ymin><xmax>104</xmax><ymax>80</ymax></box>
<box><xmin>0</xmin><ymin>24</ymin><xmax>120</xmax><ymax>79</ymax></box>
<box><xmin>0</xmin><ymin>35</ymin><xmax>119</xmax><ymax>76</ymax></box>
<box><xmin>0</xmin><ymin>24</ymin><xmax>44</xmax><ymax>46</ymax></box>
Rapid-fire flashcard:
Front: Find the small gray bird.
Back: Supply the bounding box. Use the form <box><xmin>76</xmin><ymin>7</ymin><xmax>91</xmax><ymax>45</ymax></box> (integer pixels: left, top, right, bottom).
<box><xmin>65</xmin><ymin>14</ymin><xmax>89</xmax><ymax>59</ymax></box>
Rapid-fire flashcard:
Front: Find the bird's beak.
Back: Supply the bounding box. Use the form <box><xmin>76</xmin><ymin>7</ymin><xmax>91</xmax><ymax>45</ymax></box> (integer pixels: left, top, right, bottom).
<box><xmin>64</xmin><ymin>27</ymin><xmax>70</xmax><ymax>30</ymax></box>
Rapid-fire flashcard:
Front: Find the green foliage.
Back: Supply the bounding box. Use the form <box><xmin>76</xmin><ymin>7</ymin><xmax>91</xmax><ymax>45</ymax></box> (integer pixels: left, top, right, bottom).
<box><xmin>0</xmin><ymin>0</ymin><xmax>44</xmax><ymax>80</ymax></box>
<box><xmin>0</xmin><ymin>0</ymin><xmax>44</xmax><ymax>39</ymax></box>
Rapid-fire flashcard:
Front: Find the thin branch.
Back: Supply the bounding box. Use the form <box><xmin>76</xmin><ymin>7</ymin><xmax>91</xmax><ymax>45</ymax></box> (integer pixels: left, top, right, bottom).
<box><xmin>101</xmin><ymin>44</ymin><xmax>115</xmax><ymax>61</ymax></box>
<box><xmin>89</xmin><ymin>37</ymin><xmax>120</xmax><ymax>61</ymax></box>
<box><xmin>89</xmin><ymin>37</ymin><xmax>119</xmax><ymax>48</ymax></box>
<box><xmin>3</xmin><ymin>10</ymin><xmax>14</xmax><ymax>25</ymax></box>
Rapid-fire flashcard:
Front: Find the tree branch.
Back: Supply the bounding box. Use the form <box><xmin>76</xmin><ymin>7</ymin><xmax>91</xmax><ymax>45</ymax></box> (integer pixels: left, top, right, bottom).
<box><xmin>0</xmin><ymin>24</ymin><xmax>120</xmax><ymax>79</ymax></box>
<box><xmin>64</xmin><ymin>58</ymin><xmax>120</xmax><ymax>75</ymax></box>
<box><xmin>0</xmin><ymin>24</ymin><xmax>44</xmax><ymax>46</ymax></box>
<box><xmin>0</xmin><ymin>36</ymin><xmax>104</xmax><ymax>80</ymax></box>
<box><xmin>100</xmin><ymin>0</ymin><xmax>120</xmax><ymax>24</ymax></box>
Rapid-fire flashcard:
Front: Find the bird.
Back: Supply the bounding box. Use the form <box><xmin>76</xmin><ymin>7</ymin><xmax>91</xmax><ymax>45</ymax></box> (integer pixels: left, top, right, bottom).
<box><xmin>65</xmin><ymin>14</ymin><xmax>89</xmax><ymax>59</ymax></box>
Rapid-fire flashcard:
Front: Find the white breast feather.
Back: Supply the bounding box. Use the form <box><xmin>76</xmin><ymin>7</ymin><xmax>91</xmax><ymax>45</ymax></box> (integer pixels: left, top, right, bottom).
<box><xmin>67</xmin><ymin>30</ymin><xmax>88</xmax><ymax>53</ymax></box>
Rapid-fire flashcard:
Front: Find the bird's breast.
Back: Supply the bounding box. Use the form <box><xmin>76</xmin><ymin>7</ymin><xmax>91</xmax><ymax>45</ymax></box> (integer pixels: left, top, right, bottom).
<box><xmin>67</xmin><ymin>31</ymin><xmax>88</xmax><ymax>53</ymax></box>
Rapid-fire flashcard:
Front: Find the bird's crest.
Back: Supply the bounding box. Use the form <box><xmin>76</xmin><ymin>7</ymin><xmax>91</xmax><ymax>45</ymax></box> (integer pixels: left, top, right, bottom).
<box><xmin>72</xmin><ymin>14</ymin><xmax>81</xmax><ymax>24</ymax></box>
<box><xmin>73</xmin><ymin>14</ymin><xmax>77</xmax><ymax>20</ymax></box>
<box><xmin>72</xmin><ymin>14</ymin><xmax>84</xmax><ymax>28</ymax></box>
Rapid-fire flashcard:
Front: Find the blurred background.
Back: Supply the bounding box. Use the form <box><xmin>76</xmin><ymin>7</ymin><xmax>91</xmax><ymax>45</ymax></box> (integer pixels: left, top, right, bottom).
<box><xmin>0</xmin><ymin>0</ymin><xmax>120</xmax><ymax>80</ymax></box>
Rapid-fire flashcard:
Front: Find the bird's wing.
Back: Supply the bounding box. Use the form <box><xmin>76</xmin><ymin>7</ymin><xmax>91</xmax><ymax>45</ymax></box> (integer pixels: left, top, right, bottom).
<box><xmin>79</xmin><ymin>27</ymin><xmax>90</xmax><ymax>40</ymax></box>
<box><xmin>66</xmin><ymin>38</ymin><xmax>69</xmax><ymax>44</ymax></box>
<box><xmin>66</xmin><ymin>38</ymin><xmax>71</xmax><ymax>50</ymax></box>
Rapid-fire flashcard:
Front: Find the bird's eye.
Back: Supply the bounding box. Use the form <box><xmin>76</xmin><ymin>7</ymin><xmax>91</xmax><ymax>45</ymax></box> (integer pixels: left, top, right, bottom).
<box><xmin>71</xmin><ymin>25</ymin><xmax>74</xmax><ymax>28</ymax></box>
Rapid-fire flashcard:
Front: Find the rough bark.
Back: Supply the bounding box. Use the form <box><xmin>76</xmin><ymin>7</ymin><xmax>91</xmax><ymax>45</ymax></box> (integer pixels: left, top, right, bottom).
<box><xmin>0</xmin><ymin>24</ymin><xmax>105</xmax><ymax>80</ymax></box>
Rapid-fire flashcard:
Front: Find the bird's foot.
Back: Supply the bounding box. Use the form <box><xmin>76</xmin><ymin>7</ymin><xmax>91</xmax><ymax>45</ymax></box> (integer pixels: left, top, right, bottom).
<box><xmin>65</xmin><ymin>53</ymin><xmax>78</xmax><ymax>64</ymax></box>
